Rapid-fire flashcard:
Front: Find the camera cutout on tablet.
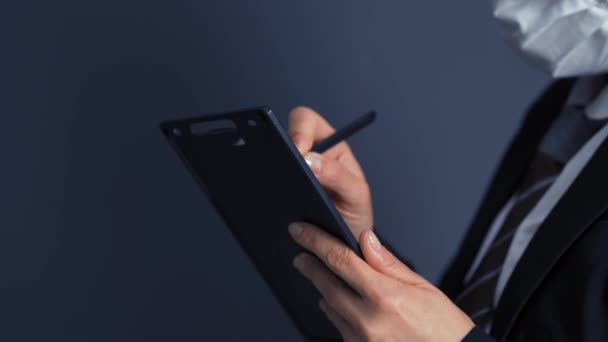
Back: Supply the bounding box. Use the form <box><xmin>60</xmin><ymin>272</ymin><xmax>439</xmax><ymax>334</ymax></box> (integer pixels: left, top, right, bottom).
<box><xmin>232</xmin><ymin>137</ymin><xmax>246</xmax><ymax>146</ymax></box>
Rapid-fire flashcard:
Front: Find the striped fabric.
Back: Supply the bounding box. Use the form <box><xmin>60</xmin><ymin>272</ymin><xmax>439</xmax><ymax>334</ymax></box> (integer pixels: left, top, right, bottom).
<box><xmin>456</xmin><ymin>152</ymin><xmax>563</xmax><ymax>327</ymax></box>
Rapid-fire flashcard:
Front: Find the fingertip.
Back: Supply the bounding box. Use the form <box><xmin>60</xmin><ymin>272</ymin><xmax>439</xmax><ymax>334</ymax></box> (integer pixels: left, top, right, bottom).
<box><xmin>368</xmin><ymin>231</ymin><xmax>382</xmax><ymax>253</ymax></box>
<box><xmin>360</xmin><ymin>234</ymin><xmax>421</xmax><ymax>283</ymax></box>
<box><xmin>290</xmin><ymin>133</ymin><xmax>313</xmax><ymax>155</ymax></box>
<box><xmin>359</xmin><ymin>229</ymin><xmax>383</xmax><ymax>263</ymax></box>
<box><xmin>293</xmin><ymin>253</ymin><xmax>307</xmax><ymax>271</ymax></box>
<box><xmin>358</xmin><ymin>229</ymin><xmax>372</xmax><ymax>246</ymax></box>
<box><xmin>304</xmin><ymin>152</ymin><xmax>323</xmax><ymax>174</ymax></box>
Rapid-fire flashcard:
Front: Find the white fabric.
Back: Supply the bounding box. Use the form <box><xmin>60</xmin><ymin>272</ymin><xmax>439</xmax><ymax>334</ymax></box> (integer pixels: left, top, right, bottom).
<box><xmin>588</xmin><ymin>86</ymin><xmax>608</xmax><ymax>119</ymax></box>
<box><xmin>568</xmin><ymin>75</ymin><xmax>608</xmax><ymax>120</ymax></box>
<box><xmin>493</xmin><ymin>0</ymin><xmax>608</xmax><ymax>79</ymax></box>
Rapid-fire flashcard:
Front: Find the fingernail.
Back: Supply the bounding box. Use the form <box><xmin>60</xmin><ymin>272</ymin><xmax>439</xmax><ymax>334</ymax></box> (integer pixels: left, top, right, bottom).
<box><xmin>304</xmin><ymin>152</ymin><xmax>322</xmax><ymax>173</ymax></box>
<box><xmin>288</xmin><ymin>223</ymin><xmax>303</xmax><ymax>238</ymax></box>
<box><xmin>368</xmin><ymin>231</ymin><xmax>382</xmax><ymax>253</ymax></box>
<box><xmin>293</xmin><ymin>254</ymin><xmax>305</xmax><ymax>270</ymax></box>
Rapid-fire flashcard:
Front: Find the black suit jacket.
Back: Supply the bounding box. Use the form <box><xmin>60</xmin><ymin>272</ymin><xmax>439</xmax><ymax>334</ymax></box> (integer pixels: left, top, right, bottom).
<box><xmin>440</xmin><ymin>79</ymin><xmax>608</xmax><ymax>341</ymax></box>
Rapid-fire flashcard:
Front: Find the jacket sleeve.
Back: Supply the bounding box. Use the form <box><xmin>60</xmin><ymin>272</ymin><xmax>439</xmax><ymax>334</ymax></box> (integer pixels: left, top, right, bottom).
<box><xmin>462</xmin><ymin>327</ymin><xmax>497</xmax><ymax>342</ymax></box>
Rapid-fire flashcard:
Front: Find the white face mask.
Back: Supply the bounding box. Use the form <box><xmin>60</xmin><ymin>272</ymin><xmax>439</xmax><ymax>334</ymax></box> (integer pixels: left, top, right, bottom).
<box><xmin>494</xmin><ymin>0</ymin><xmax>608</xmax><ymax>78</ymax></box>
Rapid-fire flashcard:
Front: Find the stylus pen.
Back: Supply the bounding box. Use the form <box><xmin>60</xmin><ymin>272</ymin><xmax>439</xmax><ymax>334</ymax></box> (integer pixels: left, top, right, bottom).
<box><xmin>311</xmin><ymin>111</ymin><xmax>377</xmax><ymax>154</ymax></box>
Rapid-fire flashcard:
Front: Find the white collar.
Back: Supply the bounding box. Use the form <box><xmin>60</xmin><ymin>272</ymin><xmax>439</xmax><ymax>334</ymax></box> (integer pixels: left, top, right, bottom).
<box><xmin>570</xmin><ymin>76</ymin><xmax>608</xmax><ymax>120</ymax></box>
<box><xmin>587</xmin><ymin>84</ymin><xmax>608</xmax><ymax>120</ymax></box>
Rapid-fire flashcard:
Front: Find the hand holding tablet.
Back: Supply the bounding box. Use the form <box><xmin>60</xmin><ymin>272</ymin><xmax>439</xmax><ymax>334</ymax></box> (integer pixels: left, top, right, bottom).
<box><xmin>161</xmin><ymin>107</ymin><xmax>375</xmax><ymax>340</ymax></box>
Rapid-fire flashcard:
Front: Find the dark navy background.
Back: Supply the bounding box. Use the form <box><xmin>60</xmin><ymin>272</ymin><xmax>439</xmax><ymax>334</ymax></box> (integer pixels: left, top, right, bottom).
<box><xmin>1</xmin><ymin>1</ymin><xmax>548</xmax><ymax>340</ymax></box>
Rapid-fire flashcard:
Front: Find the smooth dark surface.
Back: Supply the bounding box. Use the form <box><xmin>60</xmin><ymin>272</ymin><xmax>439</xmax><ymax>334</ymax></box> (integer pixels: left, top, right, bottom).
<box><xmin>161</xmin><ymin>108</ymin><xmax>361</xmax><ymax>340</ymax></box>
<box><xmin>1</xmin><ymin>1</ymin><xmax>548</xmax><ymax>340</ymax></box>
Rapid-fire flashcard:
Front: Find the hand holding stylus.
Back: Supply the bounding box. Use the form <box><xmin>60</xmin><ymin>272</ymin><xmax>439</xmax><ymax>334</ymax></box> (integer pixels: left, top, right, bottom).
<box><xmin>287</xmin><ymin>106</ymin><xmax>374</xmax><ymax>239</ymax></box>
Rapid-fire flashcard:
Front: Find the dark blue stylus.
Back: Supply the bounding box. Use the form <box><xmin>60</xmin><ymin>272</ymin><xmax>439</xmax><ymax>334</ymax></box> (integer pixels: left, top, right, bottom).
<box><xmin>310</xmin><ymin>111</ymin><xmax>377</xmax><ymax>154</ymax></box>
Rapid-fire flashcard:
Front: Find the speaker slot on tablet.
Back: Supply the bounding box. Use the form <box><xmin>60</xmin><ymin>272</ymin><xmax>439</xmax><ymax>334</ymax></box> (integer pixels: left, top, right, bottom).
<box><xmin>190</xmin><ymin>120</ymin><xmax>237</xmax><ymax>136</ymax></box>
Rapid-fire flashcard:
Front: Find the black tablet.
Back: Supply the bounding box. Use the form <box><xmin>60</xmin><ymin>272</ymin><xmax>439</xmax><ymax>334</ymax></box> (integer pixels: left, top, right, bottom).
<box><xmin>160</xmin><ymin>107</ymin><xmax>361</xmax><ymax>341</ymax></box>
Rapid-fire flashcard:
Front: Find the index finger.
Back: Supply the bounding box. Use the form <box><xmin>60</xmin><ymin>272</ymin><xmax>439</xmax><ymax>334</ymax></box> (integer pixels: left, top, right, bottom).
<box><xmin>288</xmin><ymin>222</ymin><xmax>382</xmax><ymax>298</ymax></box>
<box><xmin>288</xmin><ymin>107</ymin><xmax>336</xmax><ymax>155</ymax></box>
<box><xmin>288</xmin><ymin>107</ymin><xmax>364</xmax><ymax>177</ymax></box>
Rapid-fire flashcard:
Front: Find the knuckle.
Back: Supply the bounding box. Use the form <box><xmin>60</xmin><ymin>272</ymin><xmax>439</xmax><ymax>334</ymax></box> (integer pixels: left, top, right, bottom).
<box><xmin>290</xmin><ymin>106</ymin><xmax>316</xmax><ymax>120</ymax></box>
<box><xmin>353</xmin><ymin>181</ymin><xmax>371</xmax><ymax>199</ymax></box>
<box><xmin>382</xmin><ymin>255</ymin><xmax>401</xmax><ymax>273</ymax></box>
<box><xmin>291</xmin><ymin>105</ymin><xmax>311</xmax><ymax>113</ymax></box>
<box><xmin>323</xmin><ymin>287</ymin><xmax>344</xmax><ymax>308</ymax></box>
<box><xmin>323</xmin><ymin>160</ymin><xmax>349</xmax><ymax>183</ymax></box>
<box><xmin>364</xmin><ymin>281</ymin><xmax>396</xmax><ymax>309</ymax></box>
<box><xmin>375</xmin><ymin>293</ymin><xmax>395</xmax><ymax>311</ymax></box>
<box><xmin>325</xmin><ymin>247</ymin><xmax>354</xmax><ymax>270</ymax></box>
<box><xmin>320</xmin><ymin>159</ymin><xmax>337</xmax><ymax>179</ymax></box>
<box><xmin>358</xmin><ymin>321</ymin><xmax>379</xmax><ymax>342</ymax></box>
<box><xmin>365</xmin><ymin>286</ymin><xmax>385</xmax><ymax>305</ymax></box>
<box><xmin>288</xmin><ymin>130</ymin><xmax>302</xmax><ymax>140</ymax></box>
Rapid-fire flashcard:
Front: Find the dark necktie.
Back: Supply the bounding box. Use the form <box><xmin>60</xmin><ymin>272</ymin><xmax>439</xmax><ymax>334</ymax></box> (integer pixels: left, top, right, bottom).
<box><xmin>455</xmin><ymin>151</ymin><xmax>563</xmax><ymax>326</ymax></box>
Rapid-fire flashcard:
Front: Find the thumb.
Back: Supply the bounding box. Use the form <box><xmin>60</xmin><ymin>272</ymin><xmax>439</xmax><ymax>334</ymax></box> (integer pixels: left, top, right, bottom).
<box><xmin>360</xmin><ymin>230</ymin><xmax>423</xmax><ymax>285</ymax></box>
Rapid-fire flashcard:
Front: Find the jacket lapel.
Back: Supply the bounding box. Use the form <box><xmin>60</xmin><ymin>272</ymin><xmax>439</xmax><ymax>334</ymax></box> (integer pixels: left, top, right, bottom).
<box><xmin>491</xmin><ymin>125</ymin><xmax>608</xmax><ymax>340</ymax></box>
<box><xmin>440</xmin><ymin>79</ymin><xmax>576</xmax><ymax>298</ymax></box>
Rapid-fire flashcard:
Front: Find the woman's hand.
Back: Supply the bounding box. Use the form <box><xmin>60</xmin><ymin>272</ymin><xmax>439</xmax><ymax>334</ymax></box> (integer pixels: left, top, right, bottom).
<box><xmin>288</xmin><ymin>107</ymin><xmax>373</xmax><ymax>239</ymax></box>
<box><xmin>288</xmin><ymin>222</ymin><xmax>475</xmax><ymax>342</ymax></box>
